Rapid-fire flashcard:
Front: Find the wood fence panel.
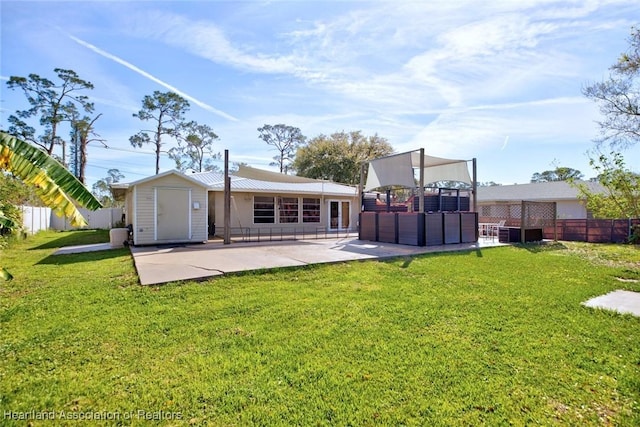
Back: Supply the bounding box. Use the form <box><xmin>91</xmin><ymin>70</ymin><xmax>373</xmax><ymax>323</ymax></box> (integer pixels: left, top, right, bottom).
<box><xmin>543</xmin><ymin>218</ymin><xmax>638</xmax><ymax>243</ymax></box>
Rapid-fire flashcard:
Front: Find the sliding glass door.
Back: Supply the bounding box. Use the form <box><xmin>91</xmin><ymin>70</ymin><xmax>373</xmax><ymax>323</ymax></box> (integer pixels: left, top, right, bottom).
<box><xmin>328</xmin><ymin>200</ymin><xmax>350</xmax><ymax>230</ymax></box>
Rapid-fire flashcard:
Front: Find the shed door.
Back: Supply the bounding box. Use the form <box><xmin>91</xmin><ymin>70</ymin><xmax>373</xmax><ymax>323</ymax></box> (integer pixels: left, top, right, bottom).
<box><xmin>156</xmin><ymin>188</ymin><xmax>190</xmax><ymax>240</ymax></box>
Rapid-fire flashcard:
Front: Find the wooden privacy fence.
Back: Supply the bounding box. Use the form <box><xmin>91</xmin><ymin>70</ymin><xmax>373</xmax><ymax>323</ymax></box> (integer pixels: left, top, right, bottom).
<box><xmin>543</xmin><ymin>219</ymin><xmax>640</xmax><ymax>243</ymax></box>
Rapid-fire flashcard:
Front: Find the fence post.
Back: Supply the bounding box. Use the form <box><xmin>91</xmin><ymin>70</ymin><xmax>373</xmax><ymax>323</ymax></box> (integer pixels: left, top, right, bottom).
<box><xmin>611</xmin><ymin>219</ymin><xmax>615</xmax><ymax>243</ymax></box>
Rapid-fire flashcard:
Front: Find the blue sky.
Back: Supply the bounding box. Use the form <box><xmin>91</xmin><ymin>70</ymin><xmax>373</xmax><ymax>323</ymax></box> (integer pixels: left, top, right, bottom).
<box><xmin>1</xmin><ymin>0</ymin><xmax>639</xmax><ymax>188</ymax></box>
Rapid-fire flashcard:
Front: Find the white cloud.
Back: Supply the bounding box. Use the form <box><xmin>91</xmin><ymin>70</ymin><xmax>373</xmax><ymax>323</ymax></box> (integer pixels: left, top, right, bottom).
<box><xmin>67</xmin><ymin>34</ymin><xmax>239</xmax><ymax>122</ymax></box>
<box><xmin>404</xmin><ymin>96</ymin><xmax>600</xmax><ymax>159</ymax></box>
<box><xmin>5</xmin><ymin>0</ymin><xmax>637</xmax><ymax>185</ymax></box>
<box><xmin>123</xmin><ymin>11</ymin><xmax>301</xmax><ymax>75</ymax></box>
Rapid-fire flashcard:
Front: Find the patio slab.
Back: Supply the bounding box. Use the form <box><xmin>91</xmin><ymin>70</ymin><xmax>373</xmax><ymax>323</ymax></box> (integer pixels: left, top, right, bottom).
<box><xmin>583</xmin><ymin>290</ymin><xmax>640</xmax><ymax>317</ymax></box>
<box><xmin>129</xmin><ymin>237</ymin><xmax>506</xmax><ymax>285</ymax></box>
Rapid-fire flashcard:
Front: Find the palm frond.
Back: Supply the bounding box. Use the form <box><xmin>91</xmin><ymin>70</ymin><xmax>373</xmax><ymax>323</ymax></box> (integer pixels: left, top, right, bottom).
<box><xmin>0</xmin><ymin>210</ymin><xmax>16</xmax><ymax>229</ymax></box>
<box><xmin>0</xmin><ymin>132</ymin><xmax>102</xmax><ymax>226</ymax></box>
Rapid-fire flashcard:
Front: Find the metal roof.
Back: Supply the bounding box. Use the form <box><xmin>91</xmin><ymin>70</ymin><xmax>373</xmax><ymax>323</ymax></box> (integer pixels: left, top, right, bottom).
<box><xmin>187</xmin><ymin>170</ymin><xmax>358</xmax><ymax>196</ymax></box>
<box><xmin>476</xmin><ymin>180</ymin><xmax>605</xmax><ymax>202</ymax></box>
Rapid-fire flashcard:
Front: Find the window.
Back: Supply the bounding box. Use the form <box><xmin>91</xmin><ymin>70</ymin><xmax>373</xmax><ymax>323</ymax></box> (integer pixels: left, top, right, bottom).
<box><xmin>303</xmin><ymin>198</ymin><xmax>320</xmax><ymax>223</ymax></box>
<box><xmin>254</xmin><ymin>196</ymin><xmax>275</xmax><ymax>223</ymax></box>
<box><xmin>279</xmin><ymin>197</ymin><xmax>299</xmax><ymax>223</ymax></box>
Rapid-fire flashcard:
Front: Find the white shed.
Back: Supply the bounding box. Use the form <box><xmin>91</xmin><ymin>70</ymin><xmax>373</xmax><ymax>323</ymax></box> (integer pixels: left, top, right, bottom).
<box><xmin>113</xmin><ymin>170</ymin><xmax>209</xmax><ymax>246</ymax></box>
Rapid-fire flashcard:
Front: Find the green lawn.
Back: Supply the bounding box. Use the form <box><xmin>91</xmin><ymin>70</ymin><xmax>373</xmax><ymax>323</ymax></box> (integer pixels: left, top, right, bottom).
<box><xmin>1</xmin><ymin>230</ymin><xmax>639</xmax><ymax>426</ymax></box>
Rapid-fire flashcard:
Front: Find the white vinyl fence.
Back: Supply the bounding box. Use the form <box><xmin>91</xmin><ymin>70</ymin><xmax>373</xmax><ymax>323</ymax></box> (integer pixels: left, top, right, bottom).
<box><xmin>20</xmin><ymin>206</ymin><xmax>52</xmax><ymax>235</ymax></box>
<box><xmin>20</xmin><ymin>206</ymin><xmax>123</xmax><ymax>233</ymax></box>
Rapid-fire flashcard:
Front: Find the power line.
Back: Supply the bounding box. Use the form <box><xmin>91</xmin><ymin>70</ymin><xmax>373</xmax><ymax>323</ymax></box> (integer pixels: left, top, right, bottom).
<box><xmin>85</xmin><ymin>163</ymin><xmax>149</xmax><ymax>177</ymax></box>
<box><xmin>88</xmin><ymin>142</ymin><xmax>274</xmax><ymax>166</ymax></box>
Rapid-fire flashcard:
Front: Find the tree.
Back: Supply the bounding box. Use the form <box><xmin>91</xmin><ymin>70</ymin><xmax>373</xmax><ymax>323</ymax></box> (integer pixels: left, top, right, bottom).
<box><xmin>579</xmin><ymin>27</ymin><xmax>640</xmax><ymax>225</ymax></box>
<box><xmin>531</xmin><ymin>167</ymin><xmax>584</xmax><ymax>183</ymax></box>
<box><xmin>69</xmin><ymin>113</ymin><xmax>103</xmax><ymax>184</ymax></box>
<box><xmin>232</xmin><ymin>161</ymin><xmax>249</xmax><ymax>173</ymax></box>
<box><xmin>293</xmin><ymin>131</ymin><xmax>394</xmax><ymax>185</ymax></box>
<box><xmin>0</xmin><ymin>131</ymin><xmax>101</xmax><ymax>224</ymax></box>
<box><xmin>6</xmin><ymin>69</ymin><xmax>94</xmax><ymax>162</ymax></box>
<box><xmin>168</xmin><ymin>121</ymin><xmax>220</xmax><ymax>172</ymax></box>
<box><xmin>0</xmin><ymin>171</ymin><xmax>42</xmax><ymax>280</ymax></box>
<box><xmin>0</xmin><ymin>170</ymin><xmax>42</xmax><ymax>238</ymax></box>
<box><xmin>583</xmin><ymin>27</ymin><xmax>640</xmax><ymax>150</ymax></box>
<box><xmin>427</xmin><ymin>181</ymin><xmax>471</xmax><ymax>189</ymax></box>
<box><xmin>1</xmin><ymin>131</ymin><xmax>102</xmax><ymax>280</ymax></box>
<box><xmin>573</xmin><ymin>152</ymin><xmax>639</xmax><ymax>219</ymax></box>
<box><xmin>257</xmin><ymin>124</ymin><xmax>306</xmax><ymax>173</ymax></box>
<box><xmin>92</xmin><ymin>169</ymin><xmax>125</xmax><ymax>207</ymax></box>
<box><xmin>130</xmin><ymin>91</ymin><xmax>190</xmax><ymax>174</ymax></box>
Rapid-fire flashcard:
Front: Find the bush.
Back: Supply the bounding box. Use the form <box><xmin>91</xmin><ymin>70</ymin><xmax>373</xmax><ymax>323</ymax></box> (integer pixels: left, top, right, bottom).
<box><xmin>629</xmin><ymin>224</ymin><xmax>640</xmax><ymax>244</ymax></box>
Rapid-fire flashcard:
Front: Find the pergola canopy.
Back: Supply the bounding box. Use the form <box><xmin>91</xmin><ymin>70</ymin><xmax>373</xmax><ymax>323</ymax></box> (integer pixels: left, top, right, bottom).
<box><xmin>364</xmin><ymin>150</ymin><xmax>472</xmax><ymax>191</ymax></box>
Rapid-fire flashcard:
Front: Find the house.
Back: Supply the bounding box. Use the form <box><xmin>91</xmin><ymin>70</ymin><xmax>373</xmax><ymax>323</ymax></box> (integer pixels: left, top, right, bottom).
<box><xmin>111</xmin><ymin>166</ymin><xmax>359</xmax><ymax>246</ymax></box>
<box><xmin>476</xmin><ymin>180</ymin><xmax>605</xmax><ymax>220</ymax></box>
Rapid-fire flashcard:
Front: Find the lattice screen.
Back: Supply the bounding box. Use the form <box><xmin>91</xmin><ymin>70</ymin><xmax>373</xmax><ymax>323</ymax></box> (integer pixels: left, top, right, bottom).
<box><xmin>521</xmin><ymin>201</ymin><xmax>556</xmax><ymax>230</ymax></box>
<box><xmin>479</xmin><ymin>201</ymin><xmax>556</xmax><ymax>229</ymax></box>
<box><xmin>479</xmin><ymin>203</ymin><xmax>520</xmax><ymax>225</ymax></box>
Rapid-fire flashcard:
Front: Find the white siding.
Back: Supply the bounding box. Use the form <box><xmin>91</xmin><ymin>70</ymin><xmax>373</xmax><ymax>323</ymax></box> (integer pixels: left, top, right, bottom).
<box><xmin>132</xmin><ymin>174</ymin><xmax>207</xmax><ymax>245</ymax></box>
<box><xmin>124</xmin><ymin>190</ymin><xmax>134</xmax><ymax>228</ymax></box>
<box><xmin>556</xmin><ymin>201</ymin><xmax>588</xmax><ymax>219</ymax></box>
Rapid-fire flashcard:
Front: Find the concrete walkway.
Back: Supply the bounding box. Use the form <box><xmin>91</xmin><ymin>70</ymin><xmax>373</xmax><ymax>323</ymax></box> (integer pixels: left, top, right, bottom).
<box><xmin>54</xmin><ymin>242</ymin><xmax>113</xmax><ymax>255</ymax></box>
<box><xmin>129</xmin><ymin>237</ymin><xmax>507</xmax><ymax>285</ymax></box>
<box><xmin>583</xmin><ymin>290</ymin><xmax>640</xmax><ymax>317</ymax></box>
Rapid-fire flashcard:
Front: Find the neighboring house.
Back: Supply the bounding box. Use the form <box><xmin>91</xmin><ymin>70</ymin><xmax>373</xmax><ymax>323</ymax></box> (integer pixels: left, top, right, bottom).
<box><xmin>111</xmin><ymin>167</ymin><xmax>358</xmax><ymax>246</ymax></box>
<box><xmin>476</xmin><ymin>181</ymin><xmax>606</xmax><ymax>220</ymax></box>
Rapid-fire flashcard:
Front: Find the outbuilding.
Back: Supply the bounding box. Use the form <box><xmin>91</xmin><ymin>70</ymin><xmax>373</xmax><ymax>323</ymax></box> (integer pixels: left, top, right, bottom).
<box><xmin>112</xmin><ymin>170</ymin><xmax>209</xmax><ymax>246</ymax></box>
<box><xmin>112</xmin><ymin>166</ymin><xmax>359</xmax><ymax>246</ymax></box>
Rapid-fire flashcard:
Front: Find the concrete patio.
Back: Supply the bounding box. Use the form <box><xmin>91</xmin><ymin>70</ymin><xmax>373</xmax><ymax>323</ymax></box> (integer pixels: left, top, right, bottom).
<box><xmin>52</xmin><ymin>236</ymin><xmax>640</xmax><ymax>318</ymax></box>
<box><xmin>128</xmin><ymin>237</ymin><xmax>506</xmax><ymax>285</ymax></box>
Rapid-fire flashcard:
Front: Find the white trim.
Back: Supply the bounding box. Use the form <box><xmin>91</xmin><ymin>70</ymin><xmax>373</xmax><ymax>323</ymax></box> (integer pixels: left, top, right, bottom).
<box><xmin>124</xmin><ymin>169</ymin><xmax>209</xmax><ymax>188</ymax></box>
<box><xmin>188</xmin><ymin>189</ymin><xmax>192</xmax><ymax>239</ymax></box>
<box><xmin>277</xmin><ymin>195</ymin><xmax>300</xmax><ymax>224</ymax></box>
<box><xmin>153</xmin><ymin>187</ymin><xmax>158</xmax><ymax>241</ymax></box>
<box><xmin>132</xmin><ymin>185</ymin><xmax>138</xmax><ymax>245</ymax></box>
<box><xmin>301</xmin><ymin>196</ymin><xmax>321</xmax><ymax>224</ymax></box>
<box><xmin>205</xmin><ymin>191</ymin><xmax>209</xmax><ymax>237</ymax></box>
<box><xmin>252</xmin><ymin>195</ymin><xmax>276</xmax><ymax>225</ymax></box>
<box><xmin>327</xmin><ymin>199</ymin><xmax>351</xmax><ymax>231</ymax></box>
